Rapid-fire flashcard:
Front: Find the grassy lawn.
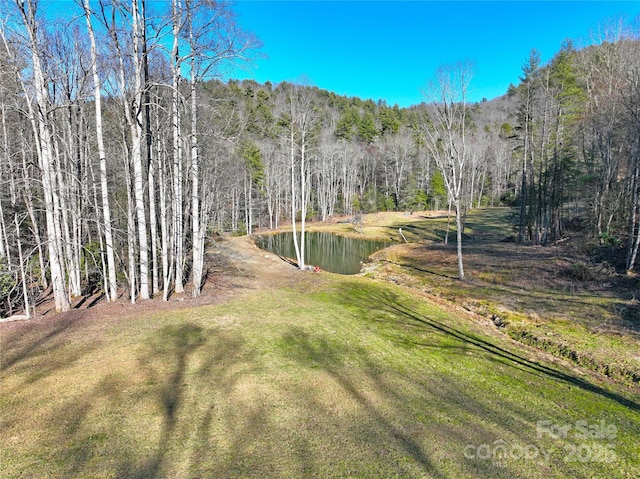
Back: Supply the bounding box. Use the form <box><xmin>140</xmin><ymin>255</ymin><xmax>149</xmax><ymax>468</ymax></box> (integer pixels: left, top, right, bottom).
<box><xmin>357</xmin><ymin>208</ymin><xmax>640</xmax><ymax>386</ymax></box>
<box><xmin>1</xmin><ymin>267</ymin><xmax>639</xmax><ymax>478</ymax></box>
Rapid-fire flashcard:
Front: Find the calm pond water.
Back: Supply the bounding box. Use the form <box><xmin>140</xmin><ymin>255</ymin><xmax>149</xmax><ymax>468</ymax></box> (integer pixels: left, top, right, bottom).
<box><xmin>255</xmin><ymin>231</ymin><xmax>389</xmax><ymax>275</ymax></box>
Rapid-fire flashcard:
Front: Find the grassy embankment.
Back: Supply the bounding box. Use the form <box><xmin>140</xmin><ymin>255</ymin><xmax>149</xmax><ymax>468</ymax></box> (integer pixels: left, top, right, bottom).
<box><xmin>1</xmin><ymin>210</ymin><xmax>639</xmax><ymax>478</ymax></box>
<box><xmin>305</xmin><ymin>208</ymin><xmax>640</xmax><ymax>387</ymax></box>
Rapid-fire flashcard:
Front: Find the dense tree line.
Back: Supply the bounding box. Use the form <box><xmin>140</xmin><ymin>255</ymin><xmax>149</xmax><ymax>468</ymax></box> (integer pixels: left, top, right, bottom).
<box><xmin>0</xmin><ymin>0</ymin><xmax>258</xmax><ymax>312</ymax></box>
<box><xmin>0</xmin><ymin>2</ymin><xmax>638</xmax><ymax>316</ymax></box>
<box><xmin>511</xmin><ymin>23</ymin><xmax>640</xmax><ymax>274</ymax></box>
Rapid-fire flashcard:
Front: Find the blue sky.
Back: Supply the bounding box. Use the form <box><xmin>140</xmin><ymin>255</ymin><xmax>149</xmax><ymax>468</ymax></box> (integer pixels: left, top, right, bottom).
<box><xmin>229</xmin><ymin>1</ymin><xmax>640</xmax><ymax>106</ymax></box>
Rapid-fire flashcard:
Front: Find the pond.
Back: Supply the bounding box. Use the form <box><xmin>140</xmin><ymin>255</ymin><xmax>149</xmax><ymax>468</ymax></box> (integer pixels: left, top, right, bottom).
<box><xmin>254</xmin><ymin>231</ymin><xmax>390</xmax><ymax>275</ymax></box>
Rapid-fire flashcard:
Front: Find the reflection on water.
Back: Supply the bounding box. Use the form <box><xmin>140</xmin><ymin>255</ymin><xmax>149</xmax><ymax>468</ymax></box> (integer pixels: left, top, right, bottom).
<box><xmin>255</xmin><ymin>231</ymin><xmax>389</xmax><ymax>275</ymax></box>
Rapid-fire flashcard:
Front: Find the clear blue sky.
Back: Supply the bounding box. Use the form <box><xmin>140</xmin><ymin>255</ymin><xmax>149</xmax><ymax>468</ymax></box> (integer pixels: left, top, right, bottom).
<box><xmin>229</xmin><ymin>1</ymin><xmax>640</xmax><ymax>106</ymax></box>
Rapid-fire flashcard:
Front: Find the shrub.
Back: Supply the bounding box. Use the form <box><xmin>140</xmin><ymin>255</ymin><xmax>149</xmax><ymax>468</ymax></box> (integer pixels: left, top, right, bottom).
<box><xmin>0</xmin><ymin>257</ymin><xmax>16</xmax><ymax>315</ymax></box>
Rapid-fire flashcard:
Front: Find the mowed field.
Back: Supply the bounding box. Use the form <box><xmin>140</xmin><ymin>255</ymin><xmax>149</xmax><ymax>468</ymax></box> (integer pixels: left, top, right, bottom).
<box><xmin>1</xmin><ymin>212</ymin><xmax>639</xmax><ymax>478</ymax></box>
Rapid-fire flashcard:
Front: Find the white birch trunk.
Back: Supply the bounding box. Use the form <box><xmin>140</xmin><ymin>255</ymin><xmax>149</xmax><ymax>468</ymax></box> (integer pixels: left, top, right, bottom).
<box><xmin>0</xmin><ymin>199</ymin><xmax>7</xmax><ymax>262</ymax></box>
<box><xmin>422</xmin><ymin>63</ymin><xmax>472</xmax><ymax>281</ymax></box>
<box><xmin>290</xmin><ymin>127</ymin><xmax>302</xmax><ymax>267</ymax></box>
<box><xmin>143</xmin><ymin>7</ymin><xmax>159</xmax><ymax>297</ymax></box>
<box><xmin>156</xmin><ymin>113</ymin><xmax>171</xmax><ymax>301</ymax></box>
<box><xmin>83</xmin><ymin>0</ymin><xmax>118</xmax><ymax>301</ymax></box>
<box><xmin>148</xmin><ymin>151</ymin><xmax>160</xmax><ymax>295</ymax></box>
<box><xmin>299</xmin><ymin>134</ymin><xmax>306</xmax><ymax>268</ymax></box>
<box><xmin>125</xmin><ymin>146</ymin><xmax>137</xmax><ymax>303</ymax></box>
<box><xmin>190</xmin><ymin>66</ymin><xmax>204</xmax><ymax>296</ymax></box>
<box><xmin>131</xmin><ymin>0</ymin><xmax>150</xmax><ymax>300</ymax></box>
<box><xmin>0</xmin><ymin>103</ymin><xmax>10</xmax><ymax>262</ymax></box>
<box><xmin>15</xmin><ymin>0</ymin><xmax>70</xmax><ymax>311</ymax></box>
<box><xmin>172</xmin><ymin>0</ymin><xmax>184</xmax><ymax>294</ymax></box>
<box><xmin>52</xmin><ymin>131</ymin><xmax>81</xmax><ymax>298</ymax></box>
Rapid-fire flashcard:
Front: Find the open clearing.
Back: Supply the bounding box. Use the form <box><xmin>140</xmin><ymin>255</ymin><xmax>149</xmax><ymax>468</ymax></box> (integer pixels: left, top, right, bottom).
<box><xmin>1</xmin><ymin>210</ymin><xmax>639</xmax><ymax>478</ymax></box>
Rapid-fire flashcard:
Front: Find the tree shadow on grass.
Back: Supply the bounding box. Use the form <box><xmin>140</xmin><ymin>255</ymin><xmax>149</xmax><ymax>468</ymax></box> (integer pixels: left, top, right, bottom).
<box><xmin>341</xmin><ymin>286</ymin><xmax>640</xmax><ymax>413</ymax></box>
<box><xmin>117</xmin><ymin>323</ymin><xmax>257</xmax><ymax>479</ymax></box>
<box><xmin>1</xmin><ymin>315</ymin><xmax>85</xmax><ymax>372</ymax></box>
<box><xmin>381</xmin><ymin>258</ymin><xmax>459</xmax><ymax>280</ymax></box>
<box><xmin>0</xmin><ymin>313</ymin><xmax>102</xmax><ymax>396</ymax></box>
<box><xmin>385</xmin><ymin>223</ymin><xmax>451</xmax><ymax>243</ymax></box>
<box><xmin>276</xmin><ymin>325</ymin><xmax>555</xmax><ymax>478</ymax></box>
<box><xmin>6</xmin><ymin>284</ymin><xmax>637</xmax><ymax>478</ymax></box>
<box><xmin>118</xmin><ymin>323</ymin><xmax>207</xmax><ymax>478</ymax></box>
<box><xmin>25</xmin><ymin>321</ymin><xmax>213</xmax><ymax>479</ymax></box>
<box><xmin>279</xmin><ymin>326</ymin><xmax>449</xmax><ymax>479</ymax></box>
<box><xmin>49</xmin><ymin>316</ymin><xmax>269</xmax><ymax>479</ymax></box>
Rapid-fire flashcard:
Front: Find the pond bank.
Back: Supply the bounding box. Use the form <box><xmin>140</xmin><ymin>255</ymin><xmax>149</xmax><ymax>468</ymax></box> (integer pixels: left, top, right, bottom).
<box><xmin>254</xmin><ymin>231</ymin><xmax>390</xmax><ymax>275</ymax></box>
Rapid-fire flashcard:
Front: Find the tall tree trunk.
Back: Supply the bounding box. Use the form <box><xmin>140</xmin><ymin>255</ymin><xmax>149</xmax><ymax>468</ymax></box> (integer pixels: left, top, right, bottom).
<box><xmin>10</xmin><ymin>176</ymin><xmax>30</xmax><ymax>318</ymax></box>
<box><xmin>159</xmin><ymin>134</ymin><xmax>173</xmax><ymax>301</ymax></box>
<box><xmin>53</xmin><ymin>121</ymin><xmax>81</xmax><ymax>298</ymax></box>
<box><xmin>299</xmin><ymin>133</ymin><xmax>306</xmax><ymax>268</ymax></box>
<box><xmin>15</xmin><ymin>0</ymin><xmax>70</xmax><ymax>312</ymax></box>
<box><xmin>125</xmin><ymin>145</ymin><xmax>137</xmax><ymax>303</ymax></box>
<box><xmin>0</xmin><ymin>103</ymin><xmax>10</xmax><ymax>262</ymax></box>
<box><xmin>172</xmin><ymin>0</ymin><xmax>184</xmax><ymax>294</ymax></box>
<box><xmin>290</xmin><ymin>127</ymin><xmax>302</xmax><ymax>267</ymax></box>
<box><xmin>148</xmin><ymin>146</ymin><xmax>159</xmax><ymax>295</ymax></box>
<box><xmin>190</xmin><ymin>60</ymin><xmax>205</xmax><ymax>296</ymax></box>
<box><xmin>627</xmin><ymin>144</ymin><xmax>640</xmax><ymax>272</ymax></box>
<box><xmin>142</xmin><ymin>1</ymin><xmax>159</xmax><ymax>297</ymax></box>
<box><xmin>131</xmin><ymin>0</ymin><xmax>150</xmax><ymax>300</ymax></box>
<box><xmin>422</xmin><ymin>62</ymin><xmax>471</xmax><ymax>280</ymax></box>
<box><xmin>519</xmin><ymin>117</ymin><xmax>529</xmax><ymax>243</ymax></box>
<box><xmin>455</xmin><ymin>200</ymin><xmax>465</xmax><ymax>280</ymax></box>
<box><xmin>84</xmin><ymin>0</ymin><xmax>118</xmax><ymax>301</ymax></box>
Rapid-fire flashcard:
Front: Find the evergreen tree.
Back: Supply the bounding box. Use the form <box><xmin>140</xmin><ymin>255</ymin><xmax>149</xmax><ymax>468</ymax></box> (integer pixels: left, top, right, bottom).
<box><xmin>358</xmin><ymin>111</ymin><xmax>377</xmax><ymax>143</ymax></box>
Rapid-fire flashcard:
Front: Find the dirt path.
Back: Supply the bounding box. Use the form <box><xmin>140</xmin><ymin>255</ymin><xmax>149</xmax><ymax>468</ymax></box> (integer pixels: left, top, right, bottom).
<box><xmin>1</xmin><ymin>236</ymin><xmax>303</xmax><ymax>326</ymax></box>
<box><xmin>206</xmin><ymin>235</ymin><xmax>306</xmax><ymax>292</ymax></box>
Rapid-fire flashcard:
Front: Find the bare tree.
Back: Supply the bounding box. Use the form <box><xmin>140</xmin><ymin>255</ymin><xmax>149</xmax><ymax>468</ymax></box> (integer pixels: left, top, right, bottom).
<box><xmin>620</xmin><ymin>34</ymin><xmax>640</xmax><ymax>272</ymax></box>
<box><xmin>516</xmin><ymin>50</ymin><xmax>540</xmax><ymax>243</ymax></box>
<box><xmin>100</xmin><ymin>0</ymin><xmax>151</xmax><ymax>301</ymax></box>
<box><xmin>83</xmin><ymin>0</ymin><xmax>118</xmax><ymax>301</ymax></box>
<box><xmin>169</xmin><ymin>0</ymin><xmax>185</xmax><ymax>295</ymax></box>
<box><xmin>284</xmin><ymin>81</ymin><xmax>317</xmax><ymax>269</ymax></box>
<box><xmin>183</xmin><ymin>0</ymin><xmax>259</xmax><ymax>295</ymax></box>
<box><xmin>130</xmin><ymin>0</ymin><xmax>150</xmax><ymax>300</ymax></box>
<box><xmin>422</xmin><ymin>62</ymin><xmax>474</xmax><ymax>280</ymax></box>
<box><xmin>10</xmin><ymin>0</ymin><xmax>71</xmax><ymax>311</ymax></box>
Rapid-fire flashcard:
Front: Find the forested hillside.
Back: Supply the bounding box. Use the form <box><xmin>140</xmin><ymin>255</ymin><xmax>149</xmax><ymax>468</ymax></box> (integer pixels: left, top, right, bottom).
<box><xmin>0</xmin><ymin>1</ymin><xmax>638</xmax><ymax>315</ymax></box>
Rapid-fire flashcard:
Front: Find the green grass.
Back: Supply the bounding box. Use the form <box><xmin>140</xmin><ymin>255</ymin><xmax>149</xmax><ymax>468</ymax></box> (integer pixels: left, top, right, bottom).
<box><xmin>1</xmin><ymin>273</ymin><xmax>639</xmax><ymax>478</ymax></box>
<box><xmin>362</xmin><ymin>207</ymin><xmax>640</xmax><ymax>386</ymax></box>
